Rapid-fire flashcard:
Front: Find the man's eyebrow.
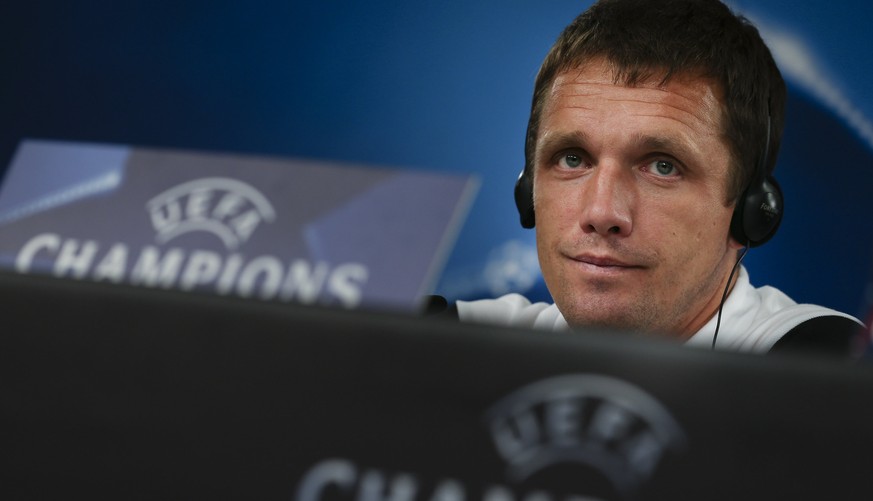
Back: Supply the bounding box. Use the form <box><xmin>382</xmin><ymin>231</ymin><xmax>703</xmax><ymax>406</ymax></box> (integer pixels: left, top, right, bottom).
<box><xmin>633</xmin><ymin>133</ymin><xmax>696</xmax><ymax>159</ymax></box>
<box><xmin>537</xmin><ymin>131</ymin><xmax>697</xmax><ymax>159</ymax></box>
<box><xmin>536</xmin><ymin>131</ymin><xmax>590</xmax><ymax>159</ymax></box>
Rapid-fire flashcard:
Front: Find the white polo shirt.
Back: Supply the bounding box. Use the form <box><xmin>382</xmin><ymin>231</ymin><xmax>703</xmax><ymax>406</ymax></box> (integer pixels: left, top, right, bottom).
<box><xmin>456</xmin><ymin>267</ymin><xmax>862</xmax><ymax>354</ymax></box>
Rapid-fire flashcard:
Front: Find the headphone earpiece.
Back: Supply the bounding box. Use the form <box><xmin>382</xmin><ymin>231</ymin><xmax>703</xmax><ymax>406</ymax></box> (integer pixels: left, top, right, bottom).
<box><xmin>729</xmin><ymin>111</ymin><xmax>782</xmax><ymax>247</ymax></box>
<box><xmin>729</xmin><ymin>174</ymin><xmax>783</xmax><ymax>247</ymax></box>
<box><xmin>514</xmin><ymin>168</ymin><xmax>536</xmax><ymax>229</ymax></box>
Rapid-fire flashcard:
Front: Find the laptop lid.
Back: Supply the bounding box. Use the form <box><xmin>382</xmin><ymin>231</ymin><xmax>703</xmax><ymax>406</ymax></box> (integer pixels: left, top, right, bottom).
<box><xmin>1</xmin><ymin>271</ymin><xmax>872</xmax><ymax>501</ymax></box>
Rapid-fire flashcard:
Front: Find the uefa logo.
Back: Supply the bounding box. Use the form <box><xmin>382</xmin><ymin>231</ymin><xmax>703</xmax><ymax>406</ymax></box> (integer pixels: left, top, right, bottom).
<box><xmin>484</xmin><ymin>374</ymin><xmax>687</xmax><ymax>500</ymax></box>
<box><xmin>146</xmin><ymin>177</ymin><xmax>276</xmax><ymax>250</ymax></box>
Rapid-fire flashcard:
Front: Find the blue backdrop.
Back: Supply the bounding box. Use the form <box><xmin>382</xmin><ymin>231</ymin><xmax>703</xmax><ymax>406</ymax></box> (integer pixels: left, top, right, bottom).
<box><xmin>3</xmin><ymin>0</ymin><xmax>872</xmax><ymax>318</ymax></box>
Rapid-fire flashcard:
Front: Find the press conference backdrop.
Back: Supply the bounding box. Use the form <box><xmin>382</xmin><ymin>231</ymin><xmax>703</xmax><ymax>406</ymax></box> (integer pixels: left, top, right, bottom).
<box><xmin>3</xmin><ymin>0</ymin><xmax>873</xmax><ymax>318</ymax></box>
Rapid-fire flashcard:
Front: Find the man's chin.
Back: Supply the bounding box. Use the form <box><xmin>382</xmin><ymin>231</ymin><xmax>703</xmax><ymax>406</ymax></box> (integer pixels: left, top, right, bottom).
<box><xmin>566</xmin><ymin>317</ymin><xmax>682</xmax><ymax>342</ymax></box>
<box><xmin>559</xmin><ymin>302</ymin><xmax>665</xmax><ymax>336</ymax></box>
<box><xmin>566</xmin><ymin>316</ymin><xmax>640</xmax><ymax>333</ymax></box>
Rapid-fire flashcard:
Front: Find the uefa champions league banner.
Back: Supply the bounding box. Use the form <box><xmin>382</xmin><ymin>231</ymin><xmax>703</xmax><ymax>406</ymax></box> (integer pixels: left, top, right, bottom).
<box><xmin>0</xmin><ymin>139</ymin><xmax>477</xmax><ymax>312</ymax></box>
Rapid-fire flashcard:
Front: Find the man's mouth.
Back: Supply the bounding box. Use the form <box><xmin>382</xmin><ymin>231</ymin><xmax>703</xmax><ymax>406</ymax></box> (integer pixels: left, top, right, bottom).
<box><xmin>569</xmin><ymin>253</ymin><xmax>643</xmax><ymax>274</ymax></box>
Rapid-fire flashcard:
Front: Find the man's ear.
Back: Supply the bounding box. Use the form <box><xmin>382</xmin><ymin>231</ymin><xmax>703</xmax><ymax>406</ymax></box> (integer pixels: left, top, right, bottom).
<box><xmin>728</xmin><ymin>235</ymin><xmax>745</xmax><ymax>250</ymax></box>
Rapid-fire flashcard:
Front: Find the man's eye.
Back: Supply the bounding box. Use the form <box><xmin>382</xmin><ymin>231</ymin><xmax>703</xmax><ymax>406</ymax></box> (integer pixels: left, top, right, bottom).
<box><xmin>558</xmin><ymin>153</ymin><xmax>584</xmax><ymax>169</ymax></box>
<box><xmin>647</xmin><ymin>159</ymin><xmax>678</xmax><ymax>176</ymax></box>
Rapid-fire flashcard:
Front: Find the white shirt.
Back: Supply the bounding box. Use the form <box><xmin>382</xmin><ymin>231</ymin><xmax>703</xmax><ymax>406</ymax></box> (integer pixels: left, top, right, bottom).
<box><xmin>456</xmin><ymin>267</ymin><xmax>863</xmax><ymax>354</ymax></box>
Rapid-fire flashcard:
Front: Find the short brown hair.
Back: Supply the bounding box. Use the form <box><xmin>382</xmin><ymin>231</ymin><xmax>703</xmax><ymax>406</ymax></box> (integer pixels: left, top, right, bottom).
<box><xmin>525</xmin><ymin>0</ymin><xmax>786</xmax><ymax>202</ymax></box>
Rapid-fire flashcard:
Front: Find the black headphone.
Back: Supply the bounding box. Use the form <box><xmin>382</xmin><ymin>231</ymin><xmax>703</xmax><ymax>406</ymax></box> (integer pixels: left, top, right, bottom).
<box><xmin>728</xmin><ymin>115</ymin><xmax>783</xmax><ymax>247</ymax></box>
<box><xmin>513</xmin><ymin>115</ymin><xmax>783</xmax><ymax>247</ymax></box>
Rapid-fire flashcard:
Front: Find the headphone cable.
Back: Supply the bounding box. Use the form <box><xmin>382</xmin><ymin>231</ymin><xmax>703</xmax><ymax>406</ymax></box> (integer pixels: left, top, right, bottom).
<box><xmin>712</xmin><ymin>245</ymin><xmax>750</xmax><ymax>349</ymax></box>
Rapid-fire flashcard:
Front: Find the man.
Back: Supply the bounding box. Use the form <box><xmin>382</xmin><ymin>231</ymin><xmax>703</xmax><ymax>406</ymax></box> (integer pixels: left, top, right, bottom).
<box><xmin>452</xmin><ymin>0</ymin><xmax>864</xmax><ymax>354</ymax></box>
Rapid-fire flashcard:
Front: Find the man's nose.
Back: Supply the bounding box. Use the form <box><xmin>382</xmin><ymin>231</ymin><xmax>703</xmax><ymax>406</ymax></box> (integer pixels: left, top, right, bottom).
<box><xmin>578</xmin><ymin>164</ymin><xmax>633</xmax><ymax>237</ymax></box>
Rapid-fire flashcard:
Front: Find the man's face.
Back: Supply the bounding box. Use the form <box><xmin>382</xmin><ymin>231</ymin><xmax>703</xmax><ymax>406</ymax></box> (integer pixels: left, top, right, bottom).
<box><xmin>533</xmin><ymin>59</ymin><xmax>743</xmax><ymax>338</ymax></box>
